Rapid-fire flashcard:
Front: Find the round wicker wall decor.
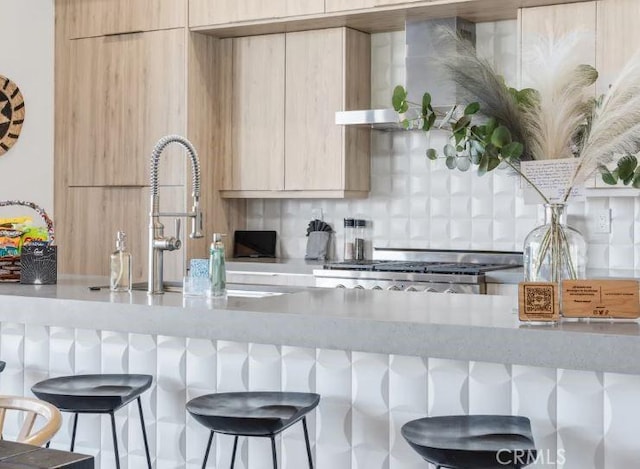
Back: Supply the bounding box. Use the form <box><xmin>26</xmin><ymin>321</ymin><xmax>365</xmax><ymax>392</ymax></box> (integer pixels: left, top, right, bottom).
<box><xmin>0</xmin><ymin>75</ymin><xmax>25</xmax><ymax>157</ymax></box>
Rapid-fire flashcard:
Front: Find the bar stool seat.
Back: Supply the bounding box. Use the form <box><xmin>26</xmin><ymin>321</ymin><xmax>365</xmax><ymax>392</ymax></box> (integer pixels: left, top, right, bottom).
<box><xmin>0</xmin><ymin>361</ymin><xmax>5</xmax><ymax>373</ymax></box>
<box><xmin>32</xmin><ymin>374</ymin><xmax>153</xmax><ymax>469</ymax></box>
<box><xmin>402</xmin><ymin>415</ymin><xmax>537</xmax><ymax>469</ymax></box>
<box><xmin>32</xmin><ymin>374</ymin><xmax>151</xmax><ymax>412</ymax></box>
<box><xmin>187</xmin><ymin>392</ymin><xmax>320</xmax><ymax>469</ymax></box>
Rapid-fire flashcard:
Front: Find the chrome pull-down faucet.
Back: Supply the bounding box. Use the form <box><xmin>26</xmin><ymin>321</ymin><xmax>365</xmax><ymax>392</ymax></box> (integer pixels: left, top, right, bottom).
<box><xmin>148</xmin><ymin>135</ymin><xmax>204</xmax><ymax>294</ymax></box>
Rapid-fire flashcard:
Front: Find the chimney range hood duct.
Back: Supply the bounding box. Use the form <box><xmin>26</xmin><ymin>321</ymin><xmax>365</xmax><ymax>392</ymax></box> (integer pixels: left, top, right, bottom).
<box><xmin>336</xmin><ymin>17</ymin><xmax>476</xmax><ymax>131</ymax></box>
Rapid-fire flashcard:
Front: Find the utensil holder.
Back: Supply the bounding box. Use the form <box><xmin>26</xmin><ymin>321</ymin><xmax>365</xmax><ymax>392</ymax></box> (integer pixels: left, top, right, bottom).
<box><xmin>0</xmin><ymin>200</ymin><xmax>56</xmax><ymax>284</ymax></box>
<box><xmin>305</xmin><ymin>231</ymin><xmax>331</xmax><ymax>261</ymax></box>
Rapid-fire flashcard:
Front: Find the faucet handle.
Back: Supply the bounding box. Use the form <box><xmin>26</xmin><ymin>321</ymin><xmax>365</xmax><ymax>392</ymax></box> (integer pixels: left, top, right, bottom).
<box><xmin>166</xmin><ymin>218</ymin><xmax>182</xmax><ymax>251</ymax></box>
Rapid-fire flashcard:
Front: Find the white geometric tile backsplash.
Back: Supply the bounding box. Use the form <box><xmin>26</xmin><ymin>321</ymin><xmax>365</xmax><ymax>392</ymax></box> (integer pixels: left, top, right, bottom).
<box><xmin>246</xmin><ymin>25</ymin><xmax>638</xmax><ymax>270</ymax></box>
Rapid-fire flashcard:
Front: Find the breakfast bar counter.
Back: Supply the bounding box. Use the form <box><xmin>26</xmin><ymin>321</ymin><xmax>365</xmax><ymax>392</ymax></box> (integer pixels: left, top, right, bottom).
<box><xmin>0</xmin><ymin>276</ymin><xmax>638</xmax><ymax>374</ymax></box>
<box><xmin>0</xmin><ymin>277</ymin><xmax>638</xmax><ymax>468</ymax></box>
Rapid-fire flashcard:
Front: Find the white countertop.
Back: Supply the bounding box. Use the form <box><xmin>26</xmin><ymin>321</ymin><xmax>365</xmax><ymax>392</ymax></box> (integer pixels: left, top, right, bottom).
<box><xmin>1</xmin><ymin>276</ymin><xmax>640</xmax><ymax>374</ymax></box>
<box><xmin>486</xmin><ymin>268</ymin><xmax>640</xmax><ymax>284</ymax></box>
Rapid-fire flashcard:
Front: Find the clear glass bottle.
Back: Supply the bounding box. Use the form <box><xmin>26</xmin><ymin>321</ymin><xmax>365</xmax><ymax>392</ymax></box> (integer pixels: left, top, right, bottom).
<box><xmin>110</xmin><ymin>231</ymin><xmax>131</xmax><ymax>292</ymax></box>
<box><xmin>523</xmin><ymin>204</ymin><xmax>587</xmax><ymax>283</ymax></box>
<box><xmin>343</xmin><ymin>218</ymin><xmax>355</xmax><ymax>261</ymax></box>
<box><xmin>354</xmin><ymin>219</ymin><xmax>366</xmax><ymax>261</ymax></box>
<box><xmin>208</xmin><ymin>233</ymin><xmax>226</xmax><ymax>298</ymax></box>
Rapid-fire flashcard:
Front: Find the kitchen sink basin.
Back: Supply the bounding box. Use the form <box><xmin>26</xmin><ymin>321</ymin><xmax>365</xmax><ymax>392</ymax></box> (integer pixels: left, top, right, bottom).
<box><xmin>126</xmin><ymin>281</ymin><xmax>290</xmax><ymax>298</ymax></box>
<box><xmin>225</xmin><ymin>289</ymin><xmax>286</xmax><ymax>298</ymax></box>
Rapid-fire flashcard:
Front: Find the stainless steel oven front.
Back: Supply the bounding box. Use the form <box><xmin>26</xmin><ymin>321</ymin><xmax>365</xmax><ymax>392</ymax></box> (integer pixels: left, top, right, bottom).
<box><xmin>313</xmin><ymin>269</ymin><xmax>485</xmax><ymax>294</ymax></box>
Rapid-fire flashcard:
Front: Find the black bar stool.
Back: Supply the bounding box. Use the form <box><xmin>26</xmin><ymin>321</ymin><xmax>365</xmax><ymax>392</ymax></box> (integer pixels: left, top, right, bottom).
<box><xmin>0</xmin><ymin>361</ymin><xmax>5</xmax><ymax>373</ymax></box>
<box><xmin>402</xmin><ymin>415</ymin><xmax>537</xmax><ymax>468</ymax></box>
<box><xmin>186</xmin><ymin>391</ymin><xmax>320</xmax><ymax>469</ymax></box>
<box><xmin>31</xmin><ymin>374</ymin><xmax>153</xmax><ymax>469</ymax></box>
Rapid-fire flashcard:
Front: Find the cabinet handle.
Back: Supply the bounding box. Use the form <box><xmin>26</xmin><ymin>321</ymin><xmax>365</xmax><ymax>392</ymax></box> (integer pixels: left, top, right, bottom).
<box><xmin>103</xmin><ymin>30</ymin><xmax>144</xmax><ymax>37</ymax></box>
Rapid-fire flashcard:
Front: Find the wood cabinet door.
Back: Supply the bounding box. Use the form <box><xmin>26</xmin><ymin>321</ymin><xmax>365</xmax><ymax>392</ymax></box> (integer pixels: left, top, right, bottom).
<box><xmin>58</xmin><ymin>0</ymin><xmax>186</xmax><ymax>39</ymax></box>
<box><xmin>374</xmin><ymin>0</ymin><xmax>418</xmax><ymax>5</ymax></box>
<box><xmin>596</xmin><ymin>0</ymin><xmax>640</xmax><ymax>95</ymax></box>
<box><xmin>519</xmin><ymin>2</ymin><xmax>596</xmax><ymax>89</ymax></box>
<box><xmin>229</xmin><ymin>34</ymin><xmax>285</xmax><ymax>191</ymax></box>
<box><xmin>325</xmin><ymin>0</ymin><xmax>376</xmax><ymax>12</ymax></box>
<box><xmin>58</xmin><ymin>186</ymin><xmax>185</xmax><ymax>282</ymax></box>
<box><xmin>284</xmin><ymin>29</ymin><xmax>345</xmax><ymax>191</ymax></box>
<box><xmin>325</xmin><ymin>0</ymin><xmax>416</xmax><ymax>12</ymax></box>
<box><xmin>62</xmin><ymin>29</ymin><xmax>187</xmax><ymax>187</ymax></box>
<box><xmin>190</xmin><ymin>0</ymin><xmax>324</xmax><ymax>27</ymax></box>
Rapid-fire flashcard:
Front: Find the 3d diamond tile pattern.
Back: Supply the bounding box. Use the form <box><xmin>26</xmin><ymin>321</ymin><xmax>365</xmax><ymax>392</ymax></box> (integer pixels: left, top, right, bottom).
<box><xmin>557</xmin><ymin>370</ymin><xmax>605</xmax><ymax>469</ymax></box>
<box><xmin>246</xmin><ymin>27</ymin><xmax>638</xmax><ymax>269</ymax></box>
<box><xmin>4</xmin><ymin>322</ymin><xmax>639</xmax><ymax>468</ymax></box>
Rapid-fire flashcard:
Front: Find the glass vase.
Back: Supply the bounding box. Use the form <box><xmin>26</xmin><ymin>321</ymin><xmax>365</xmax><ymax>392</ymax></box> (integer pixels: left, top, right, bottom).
<box><xmin>523</xmin><ymin>204</ymin><xmax>587</xmax><ymax>285</ymax></box>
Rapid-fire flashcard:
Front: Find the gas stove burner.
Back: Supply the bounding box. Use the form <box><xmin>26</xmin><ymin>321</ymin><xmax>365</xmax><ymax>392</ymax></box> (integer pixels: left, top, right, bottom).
<box><xmin>324</xmin><ymin>260</ymin><xmax>520</xmax><ymax>275</ymax></box>
<box><xmin>416</xmin><ymin>263</ymin><xmax>519</xmax><ymax>275</ymax></box>
<box><xmin>323</xmin><ymin>260</ymin><xmax>396</xmax><ymax>271</ymax></box>
<box><xmin>372</xmin><ymin>262</ymin><xmax>448</xmax><ymax>273</ymax></box>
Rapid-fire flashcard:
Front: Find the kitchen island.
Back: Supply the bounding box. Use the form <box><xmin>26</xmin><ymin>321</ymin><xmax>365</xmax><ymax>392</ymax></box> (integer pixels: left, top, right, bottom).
<box><xmin>0</xmin><ymin>277</ymin><xmax>638</xmax><ymax>468</ymax></box>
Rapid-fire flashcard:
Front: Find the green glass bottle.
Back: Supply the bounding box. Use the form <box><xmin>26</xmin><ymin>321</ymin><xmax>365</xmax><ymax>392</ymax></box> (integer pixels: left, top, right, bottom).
<box><xmin>208</xmin><ymin>233</ymin><xmax>226</xmax><ymax>297</ymax></box>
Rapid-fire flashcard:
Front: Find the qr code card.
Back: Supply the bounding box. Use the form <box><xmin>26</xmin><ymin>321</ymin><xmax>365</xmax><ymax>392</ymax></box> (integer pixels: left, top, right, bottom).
<box><xmin>518</xmin><ymin>282</ymin><xmax>559</xmax><ymax>322</ymax></box>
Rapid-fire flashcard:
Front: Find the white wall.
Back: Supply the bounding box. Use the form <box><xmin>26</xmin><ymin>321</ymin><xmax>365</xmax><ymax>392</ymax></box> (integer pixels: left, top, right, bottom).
<box><xmin>247</xmin><ymin>24</ymin><xmax>639</xmax><ymax>271</ymax></box>
<box><xmin>0</xmin><ymin>0</ymin><xmax>54</xmax><ymax>220</ymax></box>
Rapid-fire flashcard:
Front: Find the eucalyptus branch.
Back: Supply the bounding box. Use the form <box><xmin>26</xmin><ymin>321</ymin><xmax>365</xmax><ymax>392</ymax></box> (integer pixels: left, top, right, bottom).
<box><xmin>392</xmin><ymin>85</ymin><xmax>549</xmax><ymax>202</ymax></box>
<box><xmin>596</xmin><ymin>152</ymin><xmax>640</xmax><ymax>189</ymax></box>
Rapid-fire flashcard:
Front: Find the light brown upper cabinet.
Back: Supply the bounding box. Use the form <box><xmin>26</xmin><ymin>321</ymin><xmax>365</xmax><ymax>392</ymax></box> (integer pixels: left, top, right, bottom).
<box><xmin>284</xmin><ymin>29</ymin><xmax>370</xmax><ymax>193</ymax></box>
<box><xmin>57</xmin><ymin>0</ymin><xmax>186</xmax><ymax>39</ymax></box>
<box><xmin>518</xmin><ymin>1</ymin><xmax>596</xmax><ymax>89</ymax></box>
<box><xmin>596</xmin><ymin>0</ymin><xmax>640</xmax><ymax>96</ymax></box>
<box><xmin>374</xmin><ymin>0</ymin><xmax>421</xmax><ymax>6</ymax></box>
<box><xmin>189</xmin><ymin>0</ymin><xmax>324</xmax><ymax>28</ymax></box>
<box><xmin>61</xmin><ymin>29</ymin><xmax>187</xmax><ymax>187</ymax></box>
<box><xmin>222</xmin><ymin>28</ymin><xmax>371</xmax><ymax>198</ymax></box>
<box><xmin>325</xmin><ymin>0</ymin><xmax>424</xmax><ymax>13</ymax></box>
<box><xmin>325</xmin><ymin>0</ymin><xmax>376</xmax><ymax>12</ymax></box>
<box><xmin>227</xmin><ymin>34</ymin><xmax>286</xmax><ymax>191</ymax></box>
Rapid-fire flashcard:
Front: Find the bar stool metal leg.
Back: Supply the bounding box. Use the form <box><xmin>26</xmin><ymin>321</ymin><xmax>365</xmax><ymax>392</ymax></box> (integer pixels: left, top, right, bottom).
<box><xmin>70</xmin><ymin>413</ymin><xmax>78</xmax><ymax>451</ymax></box>
<box><xmin>202</xmin><ymin>430</ymin><xmax>214</xmax><ymax>469</ymax></box>
<box><xmin>110</xmin><ymin>411</ymin><xmax>121</xmax><ymax>469</ymax></box>
<box><xmin>270</xmin><ymin>436</ymin><xmax>278</xmax><ymax>469</ymax></box>
<box><xmin>229</xmin><ymin>435</ymin><xmax>239</xmax><ymax>469</ymax></box>
<box><xmin>137</xmin><ymin>397</ymin><xmax>152</xmax><ymax>469</ymax></box>
<box><xmin>302</xmin><ymin>416</ymin><xmax>313</xmax><ymax>469</ymax></box>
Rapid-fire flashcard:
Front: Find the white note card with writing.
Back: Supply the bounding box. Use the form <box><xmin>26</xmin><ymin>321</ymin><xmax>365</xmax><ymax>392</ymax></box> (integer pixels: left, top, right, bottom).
<box><xmin>520</xmin><ymin>159</ymin><xmax>585</xmax><ymax>205</ymax></box>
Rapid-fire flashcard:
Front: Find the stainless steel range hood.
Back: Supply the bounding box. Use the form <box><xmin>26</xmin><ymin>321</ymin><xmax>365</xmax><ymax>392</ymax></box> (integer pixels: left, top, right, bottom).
<box><xmin>336</xmin><ymin>17</ymin><xmax>476</xmax><ymax>131</ymax></box>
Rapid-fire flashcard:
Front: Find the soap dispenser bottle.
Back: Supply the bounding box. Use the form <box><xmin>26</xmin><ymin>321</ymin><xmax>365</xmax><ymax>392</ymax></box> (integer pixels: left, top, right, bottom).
<box><xmin>209</xmin><ymin>233</ymin><xmax>226</xmax><ymax>297</ymax></box>
<box><xmin>110</xmin><ymin>231</ymin><xmax>132</xmax><ymax>292</ymax></box>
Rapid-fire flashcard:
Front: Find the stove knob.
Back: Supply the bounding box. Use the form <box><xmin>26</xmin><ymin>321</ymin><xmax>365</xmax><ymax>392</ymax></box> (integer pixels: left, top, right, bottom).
<box><xmin>335</xmin><ymin>284</ymin><xmax>346</xmax><ymax>289</ymax></box>
<box><xmin>423</xmin><ymin>287</ymin><xmax>438</xmax><ymax>293</ymax></box>
<box><xmin>387</xmin><ymin>285</ymin><xmax>401</xmax><ymax>291</ymax></box>
<box><xmin>372</xmin><ymin>285</ymin><xmax>383</xmax><ymax>290</ymax></box>
<box><xmin>353</xmin><ymin>285</ymin><xmax>365</xmax><ymax>290</ymax></box>
<box><xmin>444</xmin><ymin>288</ymin><xmax>458</xmax><ymax>294</ymax></box>
<box><xmin>405</xmin><ymin>286</ymin><xmax>418</xmax><ymax>292</ymax></box>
